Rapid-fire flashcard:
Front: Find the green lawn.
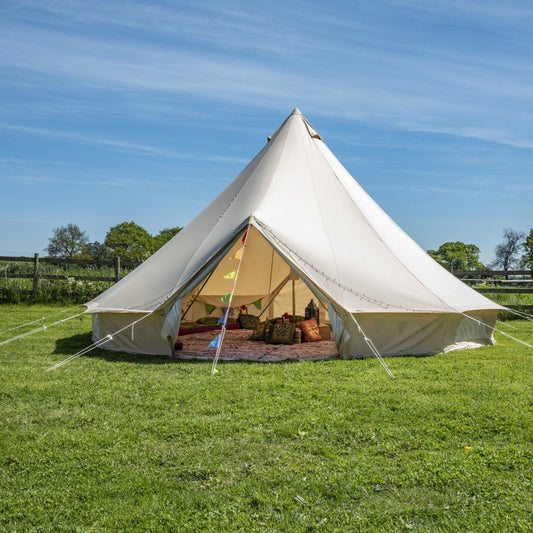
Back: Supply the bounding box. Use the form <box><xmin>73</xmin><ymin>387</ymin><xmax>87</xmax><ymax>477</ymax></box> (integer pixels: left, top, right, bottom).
<box><xmin>1</xmin><ymin>305</ymin><xmax>531</xmax><ymax>532</ymax></box>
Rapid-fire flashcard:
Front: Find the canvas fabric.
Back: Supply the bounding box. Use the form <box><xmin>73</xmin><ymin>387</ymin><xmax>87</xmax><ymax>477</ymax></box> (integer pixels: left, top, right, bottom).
<box><xmin>86</xmin><ymin>109</ymin><xmax>502</xmax><ymax>357</ymax></box>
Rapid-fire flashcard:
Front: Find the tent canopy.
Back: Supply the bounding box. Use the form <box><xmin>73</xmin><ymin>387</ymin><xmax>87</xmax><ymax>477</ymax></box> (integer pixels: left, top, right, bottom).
<box><xmin>86</xmin><ymin>109</ymin><xmax>501</xmax><ymax>357</ymax></box>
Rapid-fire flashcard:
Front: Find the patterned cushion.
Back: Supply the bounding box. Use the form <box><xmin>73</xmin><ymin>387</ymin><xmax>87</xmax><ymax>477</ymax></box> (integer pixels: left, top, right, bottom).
<box><xmin>238</xmin><ymin>313</ymin><xmax>261</xmax><ymax>329</ymax></box>
<box><xmin>197</xmin><ymin>316</ymin><xmax>221</xmax><ymax>325</ymax></box>
<box><xmin>298</xmin><ymin>317</ymin><xmax>322</xmax><ymax>342</ymax></box>
<box><xmin>267</xmin><ymin>322</ymin><xmax>296</xmax><ymax>344</ymax></box>
<box><xmin>249</xmin><ymin>320</ymin><xmax>270</xmax><ymax>341</ymax></box>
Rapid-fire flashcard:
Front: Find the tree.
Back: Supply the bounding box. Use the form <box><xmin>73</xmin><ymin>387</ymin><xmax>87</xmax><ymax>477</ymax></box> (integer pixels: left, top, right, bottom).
<box><xmin>104</xmin><ymin>221</ymin><xmax>154</xmax><ymax>262</ymax></box>
<box><xmin>46</xmin><ymin>224</ymin><xmax>89</xmax><ymax>259</ymax></box>
<box><xmin>153</xmin><ymin>226</ymin><xmax>182</xmax><ymax>250</ymax></box>
<box><xmin>491</xmin><ymin>228</ymin><xmax>525</xmax><ymax>273</ymax></box>
<box><xmin>427</xmin><ymin>241</ymin><xmax>484</xmax><ymax>271</ymax></box>
<box><xmin>521</xmin><ymin>228</ymin><xmax>533</xmax><ymax>271</ymax></box>
<box><xmin>84</xmin><ymin>241</ymin><xmax>111</xmax><ymax>265</ymax></box>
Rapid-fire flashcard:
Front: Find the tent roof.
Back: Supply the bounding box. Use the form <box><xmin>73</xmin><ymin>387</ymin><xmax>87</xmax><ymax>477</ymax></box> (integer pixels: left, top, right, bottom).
<box><xmin>86</xmin><ymin>109</ymin><xmax>501</xmax><ymax>315</ymax></box>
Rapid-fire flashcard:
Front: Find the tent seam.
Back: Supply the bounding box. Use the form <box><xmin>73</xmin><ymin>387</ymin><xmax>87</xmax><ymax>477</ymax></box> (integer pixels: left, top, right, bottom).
<box><xmin>313</xmin><ymin>142</ymin><xmax>479</xmax><ymax>313</ymax></box>
<box><xmin>301</xmin><ymin>123</ymin><xmax>344</xmax><ymax>307</ymax></box>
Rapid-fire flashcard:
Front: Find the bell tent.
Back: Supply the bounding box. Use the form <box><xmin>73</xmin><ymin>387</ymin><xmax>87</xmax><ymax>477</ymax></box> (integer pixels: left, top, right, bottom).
<box><xmin>85</xmin><ymin>109</ymin><xmax>502</xmax><ymax>358</ymax></box>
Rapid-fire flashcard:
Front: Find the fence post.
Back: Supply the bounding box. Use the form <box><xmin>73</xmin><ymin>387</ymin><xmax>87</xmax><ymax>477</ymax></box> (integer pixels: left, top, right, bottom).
<box><xmin>32</xmin><ymin>253</ymin><xmax>40</xmax><ymax>295</ymax></box>
<box><xmin>114</xmin><ymin>256</ymin><xmax>121</xmax><ymax>282</ymax></box>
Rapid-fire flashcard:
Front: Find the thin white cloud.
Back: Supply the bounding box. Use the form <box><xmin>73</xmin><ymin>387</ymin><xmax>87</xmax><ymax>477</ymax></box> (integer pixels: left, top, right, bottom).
<box><xmin>389</xmin><ymin>0</ymin><xmax>533</xmax><ymax>27</ymax></box>
<box><xmin>0</xmin><ymin>122</ymin><xmax>248</xmax><ymax>164</ymax></box>
<box><xmin>1</xmin><ymin>2</ymin><xmax>533</xmax><ymax>150</ymax></box>
<box><xmin>1</xmin><ymin>0</ymin><xmax>533</xmax><ymax>152</ymax></box>
<box><xmin>401</xmin><ymin>123</ymin><xmax>533</xmax><ymax>150</ymax></box>
<box><xmin>3</xmin><ymin>19</ymin><xmax>531</xmax><ymax>149</ymax></box>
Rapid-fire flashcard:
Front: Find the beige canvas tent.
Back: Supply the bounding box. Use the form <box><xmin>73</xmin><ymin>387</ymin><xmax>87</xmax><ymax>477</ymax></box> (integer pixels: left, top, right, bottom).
<box><xmin>85</xmin><ymin>109</ymin><xmax>502</xmax><ymax>357</ymax></box>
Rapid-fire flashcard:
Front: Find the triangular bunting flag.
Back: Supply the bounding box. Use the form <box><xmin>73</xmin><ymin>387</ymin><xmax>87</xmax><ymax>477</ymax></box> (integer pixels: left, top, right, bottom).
<box><xmin>224</xmin><ymin>271</ymin><xmax>237</xmax><ymax>280</ymax></box>
<box><xmin>253</xmin><ymin>299</ymin><xmax>262</xmax><ymax>310</ymax></box>
<box><xmin>218</xmin><ymin>309</ymin><xmax>229</xmax><ymax>324</ymax></box>
<box><xmin>221</xmin><ymin>293</ymin><xmax>231</xmax><ymax>302</ymax></box>
<box><xmin>205</xmin><ymin>304</ymin><xmax>216</xmax><ymax>315</ymax></box>
<box><xmin>241</xmin><ymin>228</ymin><xmax>249</xmax><ymax>245</ymax></box>
<box><xmin>234</xmin><ymin>248</ymin><xmax>243</xmax><ymax>260</ymax></box>
<box><xmin>207</xmin><ymin>335</ymin><xmax>221</xmax><ymax>349</ymax></box>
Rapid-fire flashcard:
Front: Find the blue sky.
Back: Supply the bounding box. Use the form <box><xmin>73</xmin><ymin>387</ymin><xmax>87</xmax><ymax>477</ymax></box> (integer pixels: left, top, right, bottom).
<box><xmin>1</xmin><ymin>0</ymin><xmax>532</xmax><ymax>264</ymax></box>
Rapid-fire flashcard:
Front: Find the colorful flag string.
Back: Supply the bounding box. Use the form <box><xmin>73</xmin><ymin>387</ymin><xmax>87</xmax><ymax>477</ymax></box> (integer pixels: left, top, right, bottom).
<box><xmin>210</xmin><ymin>225</ymin><xmax>251</xmax><ymax>377</ymax></box>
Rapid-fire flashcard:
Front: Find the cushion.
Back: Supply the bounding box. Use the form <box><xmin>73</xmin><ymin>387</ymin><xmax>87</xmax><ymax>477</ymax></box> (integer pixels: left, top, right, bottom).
<box><xmin>177</xmin><ymin>321</ymin><xmax>239</xmax><ymax>336</ymax></box>
<box><xmin>249</xmin><ymin>320</ymin><xmax>270</xmax><ymax>341</ymax></box>
<box><xmin>238</xmin><ymin>313</ymin><xmax>260</xmax><ymax>330</ymax></box>
<box><xmin>267</xmin><ymin>322</ymin><xmax>296</xmax><ymax>344</ymax></box>
<box><xmin>196</xmin><ymin>316</ymin><xmax>221</xmax><ymax>325</ymax></box>
<box><xmin>298</xmin><ymin>317</ymin><xmax>322</xmax><ymax>342</ymax></box>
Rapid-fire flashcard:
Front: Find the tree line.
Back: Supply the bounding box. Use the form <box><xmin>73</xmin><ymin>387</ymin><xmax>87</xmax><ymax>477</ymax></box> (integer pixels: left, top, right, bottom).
<box><xmin>427</xmin><ymin>228</ymin><xmax>533</xmax><ymax>272</ymax></box>
<box><xmin>46</xmin><ymin>222</ymin><xmax>182</xmax><ymax>263</ymax></box>
<box><xmin>46</xmin><ymin>223</ymin><xmax>533</xmax><ymax>272</ymax></box>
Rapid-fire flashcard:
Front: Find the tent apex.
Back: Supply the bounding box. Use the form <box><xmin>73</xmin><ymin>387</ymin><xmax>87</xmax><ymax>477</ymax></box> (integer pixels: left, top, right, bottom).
<box><xmin>290</xmin><ymin>108</ymin><xmax>302</xmax><ymax>116</ymax></box>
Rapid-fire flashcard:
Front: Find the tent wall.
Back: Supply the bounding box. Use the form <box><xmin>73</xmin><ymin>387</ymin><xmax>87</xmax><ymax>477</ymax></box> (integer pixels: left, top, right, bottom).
<box><xmin>328</xmin><ymin>306</ymin><xmax>498</xmax><ymax>358</ymax></box>
<box><xmin>92</xmin><ymin>312</ymin><xmax>172</xmax><ymax>356</ymax></box>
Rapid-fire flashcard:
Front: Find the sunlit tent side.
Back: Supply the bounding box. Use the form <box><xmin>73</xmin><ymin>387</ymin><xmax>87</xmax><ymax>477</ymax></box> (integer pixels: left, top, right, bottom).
<box><xmin>84</xmin><ymin>109</ymin><xmax>503</xmax><ymax>357</ymax></box>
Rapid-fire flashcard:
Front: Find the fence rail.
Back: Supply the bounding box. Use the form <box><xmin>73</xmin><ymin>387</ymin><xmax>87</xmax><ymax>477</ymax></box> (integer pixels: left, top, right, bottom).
<box><xmin>453</xmin><ymin>270</ymin><xmax>531</xmax><ymax>277</ymax></box>
<box><xmin>1</xmin><ymin>255</ymin><xmax>532</xmax><ymax>303</ymax></box>
<box><xmin>0</xmin><ymin>255</ymin><xmax>139</xmax><ymax>267</ymax></box>
<box><xmin>1</xmin><ymin>253</ymin><xmax>141</xmax><ymax>295</ymax></box>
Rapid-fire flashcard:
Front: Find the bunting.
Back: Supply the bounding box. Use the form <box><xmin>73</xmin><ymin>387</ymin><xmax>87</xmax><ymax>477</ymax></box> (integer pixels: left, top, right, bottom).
<box><xmin>207</xmin><ymin>335</ymin><xmax>221</xmax><ymax>349</ymax></box>
<box><xmin>209</xmin><ymin>224</ymin><xmax>251</xmax><ymax>377</ymax></box>
<box><xmin>218</xmin><ymin>308</ymin><xmax>230</xmax><ymax>324</ymax></box>
<box><xmin>253</xmin><ymin>299</ymin><xmax>262</xmax><ymax>310</ymax></box>
<box><xmin>205</xmin><ymin>304</ymin><xmax>216</xmax><ymax>315</ymax></box>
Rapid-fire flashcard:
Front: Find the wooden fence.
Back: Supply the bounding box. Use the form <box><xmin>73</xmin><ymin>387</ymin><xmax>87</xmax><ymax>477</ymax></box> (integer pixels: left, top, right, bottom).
<box><xmin>452</xmin><ymin>270</ymin><xmax>533</xmax><ymax>293</ymax></box>
<box><xmin>1</xmin><ymin>255</ymin><xmax>532</xmax><ymax>304</ymax></box>
<box><xmin>0</xmin><ymin>254</ymin><xmax>140</xmax><ymax>295</ymax></box>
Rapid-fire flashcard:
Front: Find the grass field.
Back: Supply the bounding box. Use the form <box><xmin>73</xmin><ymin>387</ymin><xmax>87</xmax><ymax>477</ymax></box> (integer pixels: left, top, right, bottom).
<box><xmin>1</xmin><ymin>305</ymin><xmax>531</xmax><ymax>532</ymax></box>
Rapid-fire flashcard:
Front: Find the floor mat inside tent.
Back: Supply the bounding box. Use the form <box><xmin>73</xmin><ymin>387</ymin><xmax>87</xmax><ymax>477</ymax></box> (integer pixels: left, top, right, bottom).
<box><xmin>172</xmin><ymin>329</ymin><xmax>339</xmax><ymax>362</ymax></box>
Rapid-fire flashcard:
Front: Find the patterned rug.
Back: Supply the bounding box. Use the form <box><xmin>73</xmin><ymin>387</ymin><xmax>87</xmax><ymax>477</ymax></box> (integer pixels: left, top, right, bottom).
<box><xmin>171</xmin><ymin>329</ymin><xmax>339</xmax><ymax>362</ymax></box>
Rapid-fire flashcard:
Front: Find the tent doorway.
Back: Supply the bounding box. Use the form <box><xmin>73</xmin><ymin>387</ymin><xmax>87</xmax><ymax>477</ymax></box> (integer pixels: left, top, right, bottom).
<box><xmin>173</xmin><ymin>226</ymin><xmax>335</xmax><ymax>360</ymax></box>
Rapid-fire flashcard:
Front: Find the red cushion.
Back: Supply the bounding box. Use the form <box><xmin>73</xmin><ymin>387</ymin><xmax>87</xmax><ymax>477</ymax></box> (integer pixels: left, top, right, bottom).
<box><xmin>298</xmin><ymin>317</ymin><xmax>322</xmax><ymax>342</ymax></box>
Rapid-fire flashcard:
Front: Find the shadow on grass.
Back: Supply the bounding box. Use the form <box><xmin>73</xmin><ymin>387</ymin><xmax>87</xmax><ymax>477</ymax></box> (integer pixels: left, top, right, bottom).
<box><xmin>53</xmin><ymin>332</ymin><xmax>202</xmax><ymax>365</ymax></box>
<box><xmin>52</xmin><ymin>332</ymin><xmax>307</xmax><ymax>367</ymax></box>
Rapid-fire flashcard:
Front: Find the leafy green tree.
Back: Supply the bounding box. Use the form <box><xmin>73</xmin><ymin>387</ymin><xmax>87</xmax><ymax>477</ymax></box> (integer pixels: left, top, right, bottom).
<box><xmin>427</xmin><ymin>241</ymin><xmax>485</xmax><ymax>271</ymax></box>
<box><xmin>46</xmin><ymin>224</ymin><xmax>89</xmax><ymax>259</ymax></box>
<box><xmin>491</xmin><ymin>228</ymin><xmax>525</xmax><ymax>272</ymax></box>
<box><xmin>521</xmin><ymin>229</ymin><xmax>533</xmax><ymax>271</ymax></box>
<box><xmin>104</xmin><ymin>221</ymin><xmax>154</xmax><ymax>262</ymax></box>
<box><xmin>153</xmin><ymin>227</ymin><xmax>182</xmax><ymax>250</ymax></box>
<box><xmin>84</xmin><ymin>241</ymin><xmax>112</xmax><ymax>264</ymax></box>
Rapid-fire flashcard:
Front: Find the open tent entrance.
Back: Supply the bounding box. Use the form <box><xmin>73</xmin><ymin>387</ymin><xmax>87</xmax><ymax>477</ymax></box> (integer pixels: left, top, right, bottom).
<box><xmin>180</xmin><ymin>226</ymin><xmax>328</xmax><ymax>323</ymax></box>
<box><xmin>173</xmin><ymin>226</ymin><xmax>337</xmax><ymax>360</ymax></box>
